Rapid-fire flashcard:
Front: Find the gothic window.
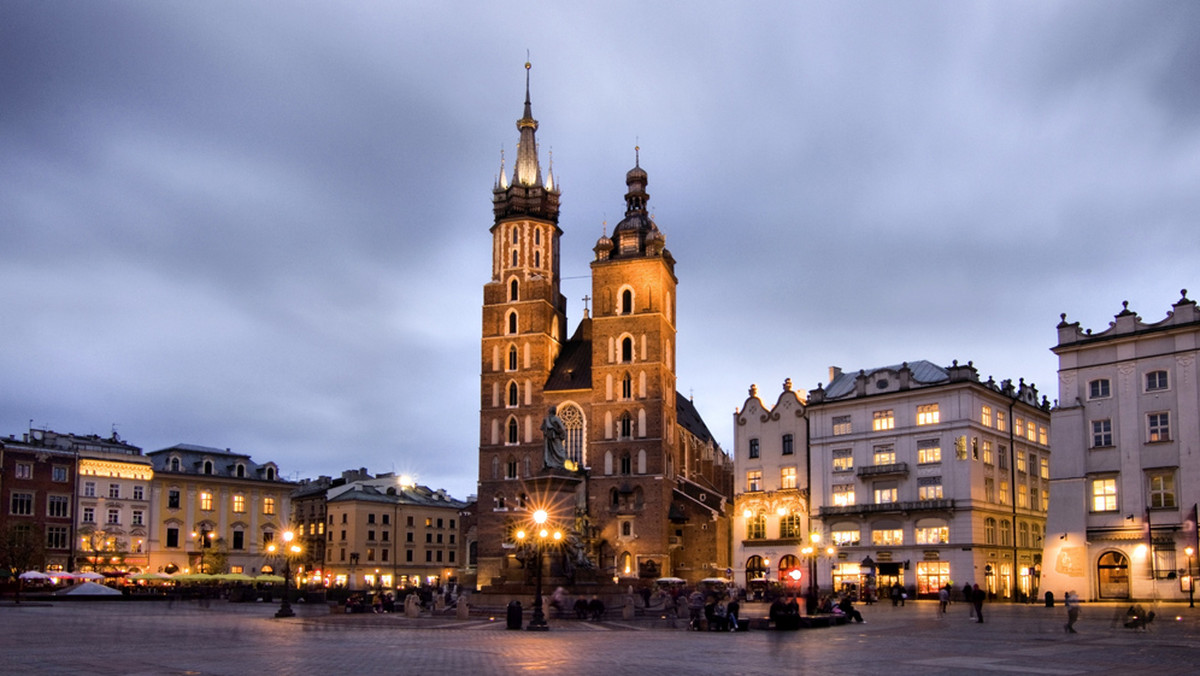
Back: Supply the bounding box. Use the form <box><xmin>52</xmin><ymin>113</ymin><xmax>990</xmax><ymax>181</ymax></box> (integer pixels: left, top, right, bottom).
<box><xmin>507</xmin><ymin>311</ymin><xmax>518</xmax><ymax>335</ymax></box>
<box><xmin>507</xmin><ymin>418</ymin><xmax>519</xmax><ymax>445</ymax></box>
<box><xmin>621</xmin><ymin>289</ymin><xmax>633</xmax><ymax>314</ymax></box>
<box><xmin>534</xmin><ymin>228</ymin><xmax>541</xmax><ymax>245</ymax></box>
<box><xmin>620</xmin><ymin>412</ymin><xmax>633</xmax><ymax>439</ymax></box>
<box><xmin>511</xmin><ymin>249</ymin><xmax>518</xmax><ymax>267</ymax></box>
<box><xmin>534</xmin><ymin>251</ymin><xmax>541</xmax><ymax>268</ymax></box>
<box><xmin>511</xmin><ymin>226</ymin><xmax>518</xmax><ymax>244</ymax></box>
<box><xmin>622</xmin><ymin>337</ymin><xmax>633</xmax><ymax>363</ymax></box>
<box><xmin>610</xmin><ymin>488</ymin><xmax>619</xmax><ymax>508</ymax></box>
<box><xmin>507</xmin><ymin>382</ymin><xmax>518</xmax><ymax>407</ymax></box>
<box><xmin>622</xmin><ymin>373</ymin><xmax>633</xmax><ymax>400</ymax></box>
<box><xmin>508</xmin><ymin>346</ymin><xmax>518</xmax><ymax>371</ymax></box>
<box><xmin>620</xmin><ymin>454</ymin><xmax>632</xmax><ymax>475</ymax></box>
<box><xmin>510</xmin><ymin>279</ymin><xmax>519</xmax><ymax>301</ymax></box>
<box><xmin>559</xmin><ymin>404</ymin><xmax>585</xmax><ymax>467</ymax></box>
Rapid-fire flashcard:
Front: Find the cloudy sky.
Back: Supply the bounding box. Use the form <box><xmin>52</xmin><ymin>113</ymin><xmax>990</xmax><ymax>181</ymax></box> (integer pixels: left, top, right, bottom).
<box><xmin>4</xmin><ymin>2</ymin><xmax>1197</xmax><ymax>500</ymax></box>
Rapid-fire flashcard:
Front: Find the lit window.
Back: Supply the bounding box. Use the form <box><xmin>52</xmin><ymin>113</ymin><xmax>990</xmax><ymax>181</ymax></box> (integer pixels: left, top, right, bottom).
<box><xmin>746</xmin><ymin>470</ymin><xmax>762</xmax><ymax>492</ymax></box>
<box><xmin>1089</xmin><ymin>379</ymin><xmax>1111</xmax><ymax>399</ymax></box>
<box><xmin>918</xmin><ymin>478</ymin><xmax>943</xmax><ymax>500</ymax></box>
<box><xmin>996</xmin><ymin>411</ymin><xmax>1007</xmax><ymax>432</ymax></box>
<box><xmin>1040</xmin><ymin>456</ymin><xmax>1049</xmax><ymax>479</ymax></box>
<box><xmin>999</xmin><ymin>520</ymin><xmax>1012</xmax><ymax>546</ymax></box>
<box><xmin>263</xmin><ymin>496</ymin><xmax>276</xmax><ymax>516</ymax></box>
<box><xmin>1038</xmin><ymin>426</ymin><xmax>1048</xmax><ymax>445</ymax></box>
<box><xmin>832</xmin><ymin>529</ymin><xmax>860</xmax><ymax>546</ymax></box>
<box><xmin>199</xmin><ymin>491</ymin><xmax>214</xmax><ymax>511</ymax></box>
<box><xmin>832</xmin><ymin>449</ymin><xmax>853</xmax><ymax>472</ymax></box>
<box><xmin>915</xmin><ymin>526</ymin><xmax>948</xmax><ymax>544</ymax></box>
<box><xmin>1026</xmin><ymin>421</ymin><xmax>1036</xmax><ymax>442</ymax></box>
<box><xmin>1091</xmin><ymin>477</ymin><xmax>1117</xmax><ymax>512</ymax></box>
<box><xmin>832</xmin><ymin>483</ymin><xmax>855</xmax><ymax>506</ymax></box>
<box><xmin>916</xmin><ymin>404</ymin><xmax>939</xmax><ymax>426</ymax></box>
<box><xmin>981</xmin><ymin>405</ymin><xmax>992</xmax><ymax>427</ymax></box>
<box><xmin>232</xmin><ymin>494</ymin><xmax>246</xmax><ymax>514</ymax></box>
<box><xmin>780</xmin><ymin>512</ymin><xmax>802</xmax><ymax>538</ymax></box>
<box><xmin>1148</xmin><ymin>412</ymin><xmax>1171</xmax><ymax>442</ymax></box>
<box><xmin>1145</xmin><ymin>370</ymin><xmax>1169</xmax><ymax>392</ymax></box>
<box><xmin>984</xmin><ymin>518</ymin><xmax>996</xmax><ymax>545</ymax></box>
<box><xmin>982</xmin><ymin>440</ymin><xmax>994</xmax><ymax>466</ymax></box>
<box><xmin>780</xmin><ymin>466</ymin><xmax>797</xmax><ymax>489</ymax></box>
<box><xmin>872</xmin><ymin>528</ymin><xmax>903</xmax><ymax>546</ymax></box>
<box><xmin>873</xmin><ymin>445</ymin><xmax>895</xmax><ymax>465</ymax></box>
<box><xmin>999</xmin><ymin>480</ymin><xmax>1010</xmax><ymax>505</ymax></box>
<box><xmin>832</xmin><ymin>415</ymin><xmax>852</xmax><ymax>435</ymax></box>
<box><xmin>873</xmin><ymin>485</ymin><xmax>897</xmax><ymax>504</ymax></box>
<box><xmin>917</xmin><ymin>439</ymin><xmax>941</xmax><ymax>464</ymax></box>
<box><xmin>1016</xmin><ymin>452</ymin><xmax>1027</xmax><ymax>474</ymax></box>
<box><xmin>1018</xmin><ymin>484</ymin><xmax>1028</xmax><ymax>508</ymax></box>
<box><xmin>746</xmin><ymin>512</ymin><xmax>766</xmax><ymax>539</ymax></box>
<box><xmin>872</xmin><ymin>410</ymin><xmax>894</xmax><ymax>431</ymax></box>
<box><xmin>1148</xmin><ymin>472</ymin><xmax>1176</xmax><ymax>509</ymax></box>
<box><xmin>984</xmin><ymin>478</ymin><xmax>995</xmax><ymax>503</ymax></box>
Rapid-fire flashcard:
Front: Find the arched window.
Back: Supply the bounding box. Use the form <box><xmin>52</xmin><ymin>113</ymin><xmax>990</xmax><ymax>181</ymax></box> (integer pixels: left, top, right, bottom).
<box><xmin>507</xmin><ymin>382</ymin><xmax>519</xmax><ymax>407</ymax></box>
<box><xmin>621</xmin><ymin>288</ymin><xmax>633</xmax><ymax>314</ymax></box>
<box><xmin>235</xmin><ymin>464</ymin><xmax>245</xmax><ymax>478</ymax></box>
<box><xmin>507</xmin><ymin>418</ymin><xmax>519</xmax><ymax>444</ymax></box>
<box><xmin>620</xmin><ymin>453</ymin><xmax>632</xmax><ymax>475</ymax></box>
<box><xmin>999</xmin><ymin>520</ymin><xmax>1012</xmax><ymax>546</ymax></box>
<box><xmin>620</xmin><ymin>413</ymin><xmax>633</xmax><ymax>439</ymax></box>
<box><xmin>508</xmin><ymin>346</ymin><xmax>518</xmax><ymax>371</ymax></box>
<box><xmin>534</xmin><ymin>251</ymin><xmax>541</xmax><ymax>268</ymax></box>
<box><xmin>511</xmin><ymin>249</ymin><xmax>518</xmax><ymax>267</ymax></box>
<box><xmin>621</xmin><ymin>337</ymin><xmax>633</xmax><ymax>363</ymax></box>
<box><xmin>203</xmin><ymin>460</ymin><xmax>213</xmax><ymax>475</ymax></box>
<box><xmin>778</xmin><ymin>554</ymin><xmax>800</xmax><ymax>580</ymax></box>
<box><xmin>170</xmin><ymin>457</ymin><xmax>180</xmax><ymax>472</ymax></box>
<box><xmin>621</xmin><ymin>521</ymin><xmax>632</xmax><ymax>536</ymax></box>
<box><xmin>747</xmin><ymin>512</ymin><xmax>766</xmax><ymax>539</ymax></box>
<box><xmin>619</xmin><ymin>552</ymin><xmax>634</xmax><ymax>576</ymax></box>
<box><xmin>507</xmin><ymin>311</ymin><xmax>518</xmax><ymax>335</ymax></box>
<box><xmin>265</xmin><ymin>467</ymin><xmax>275</xmax><ymax>481</ymax></box>
<box><xmin>510</xmin><ymin>279</ymin><xmax>518</xmax><ymax>301</ymax></box>
<box><xmin>622</xmin><ymin>373</ymin><xmax>633</xmax><ymax>400</ymax></box>
<box><xmin>985</xmin><ymin>518</ymin><xmax>997</xmax><ymax>545</ymax></box>
<box><xmin>534</xmin><ymin>228</ymin><xmax>541</xmax><ymax>245</ymax></box>
<box><xmin>610</xmin><ymin>487</ymin><xmax>620</xmax><ymax>508</ymax></box>
<box><xmin>559</xmin><ymin>404</ymin><xmax>585</xmax><ymax>467</ymax></box>
<box><xmin>1018</xmin><ymin>521</ymin><xmax>1030</xmax><ymax>548</ymax></box>
<box><xmin>511</xmin><ymin>226</ymin><xmax>519</xmax><ymax>244</ymax></box>
<box><xmin>746</xmin><ymin>555</ymin><xmax>767</xmax><ymax>581</ymax></box>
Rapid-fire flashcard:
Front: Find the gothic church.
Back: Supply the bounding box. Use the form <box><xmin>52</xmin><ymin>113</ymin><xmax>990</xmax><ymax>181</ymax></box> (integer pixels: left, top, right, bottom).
<box><xmin>475</xmin><ymin>65</ymin><xmax>732</xmax><ymax>588</ymax></box>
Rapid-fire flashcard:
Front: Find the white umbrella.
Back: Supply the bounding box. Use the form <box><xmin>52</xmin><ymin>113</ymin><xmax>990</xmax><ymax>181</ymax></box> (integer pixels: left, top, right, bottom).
<box><xmin>74</xmin><ymin>571</ymin><xmax>105</xmax><ymax>581</ymax></box>
<box><xmin>19</xmin><ymin>571</ymin><xmax>49</xmax><ymax>580</ymax></box>
<box><xmin>58</xmin><ymin>581</ymin><xmax>122</xmax><ymax>596</ymax></box>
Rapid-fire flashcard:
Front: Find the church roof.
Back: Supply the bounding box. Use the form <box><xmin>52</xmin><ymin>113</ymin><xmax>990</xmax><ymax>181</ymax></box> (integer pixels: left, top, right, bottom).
<box><xmin>544</xmin><ymin>318</ymin><xmax>592</xmax><ymax>392</ymax></box>
<box><xmin>676</xmin><ymin>394</ymin><xmax>715</xmax><ymax>445</ymax></box>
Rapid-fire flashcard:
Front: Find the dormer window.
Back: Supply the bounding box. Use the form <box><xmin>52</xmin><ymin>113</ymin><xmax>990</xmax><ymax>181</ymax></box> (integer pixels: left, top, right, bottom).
<box><xmin>236</xmin><ymin>464</ymin><xmax>245</xmax><ymax>478</ymax></box>
<box><xmin>170</xmin><ymin>457</ymin><xmax>181</xmax><ymax>472</ymax></box>
<box><xmin>266</xmin><ymin>466</ymin><xmax>276</xmax><ymax>481</ymax></box>
<box><xmin>203</xmin><ymin>460</ymin><xmax>214</xmax><ymax>475</ymax></box>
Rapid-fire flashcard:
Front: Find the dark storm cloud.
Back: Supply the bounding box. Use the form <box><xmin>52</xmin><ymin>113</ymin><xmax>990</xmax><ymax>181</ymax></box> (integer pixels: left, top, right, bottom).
<box><xmin>2</xmin><ymin>2</ymin><xmax>1196</xmax><ymax>499</ymax></box>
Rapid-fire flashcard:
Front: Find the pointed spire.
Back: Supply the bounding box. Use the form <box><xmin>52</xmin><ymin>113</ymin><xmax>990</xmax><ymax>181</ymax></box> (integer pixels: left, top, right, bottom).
<box><xmin>497</xmin><ymin>147</ymin><xmax>508</xmax><ymax>190</ymax></box>
<box><xmin>514</xmin><ymin>60</ymin><xmax>541</xmax><ymax>187</ymax></box>
<box><xmin>545</xmin><ymin>148</ymin><xmax>554</xmax><ymax>191</ymax></box>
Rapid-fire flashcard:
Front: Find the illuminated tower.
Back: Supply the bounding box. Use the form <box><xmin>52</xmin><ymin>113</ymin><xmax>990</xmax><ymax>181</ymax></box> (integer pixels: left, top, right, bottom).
<box><xmin>476</xmin><ymin>63</ymin><xmax>565</xmax><ymax>585</ymax></box>
<box><xmin>585</xmin><ymin>152</ymin><xmax>681</xmax><ymax>578</ymax></box>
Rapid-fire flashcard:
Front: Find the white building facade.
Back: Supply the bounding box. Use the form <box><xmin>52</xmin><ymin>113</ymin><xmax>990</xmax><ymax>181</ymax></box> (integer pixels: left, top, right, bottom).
<box><xmin>1041</xmin><ymin>292</ymin><xmax>1200</xmax><ymax>602</ymax></box>
<box><xmin>807</xmin><ymin>360</ymin><xmax>1051</xmax><ymax>601</ymax></box>
<box><xmin>731</xmin><ymin>380</ymin><xmax>811</xmax><ymax>593</ymax></box>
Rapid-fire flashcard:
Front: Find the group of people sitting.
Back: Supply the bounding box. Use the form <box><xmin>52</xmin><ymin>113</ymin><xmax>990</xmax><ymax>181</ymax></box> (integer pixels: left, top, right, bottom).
<box><xmin>769</xmin><ymin>593</ymin><xmax>864</xmax><ymax>628</ymax></box>
<box><xmin>686</xmin><ymin>590</ymin><xmax>740</xmax><ymax>631</ymax></box>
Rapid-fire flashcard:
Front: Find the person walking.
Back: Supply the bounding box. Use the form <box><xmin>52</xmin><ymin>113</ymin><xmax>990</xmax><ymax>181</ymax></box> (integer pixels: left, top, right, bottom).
<box><xmin>963</xmin><ymin>582</ymin><xmax>976</xmax><ymax>620</ymax></box>
<box><xmin>1063</xmin><ymin>590</ymin><xmax>1080</xmax><ymax>633</ymax></box>
<box><xmin>937</xmin><ymin>585</ymin><xmax>949</xmax><ymax>618</ymax></box>
<box><xmin>971</xmin><ymin>583</ymin><xmax>986</xmax><ymax>623</ymax></box>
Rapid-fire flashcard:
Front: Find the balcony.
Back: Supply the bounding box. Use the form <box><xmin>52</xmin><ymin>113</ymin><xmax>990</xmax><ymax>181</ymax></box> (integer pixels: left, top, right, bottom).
<box><xmin>856</xmin><ymin>462</ymin><xmax>909</xmax><ymax>479</ymax></box>
<box><xmin>819</xmin><ymin>499</ymin><xmax>955</xmax><ymax>517</ymax></box>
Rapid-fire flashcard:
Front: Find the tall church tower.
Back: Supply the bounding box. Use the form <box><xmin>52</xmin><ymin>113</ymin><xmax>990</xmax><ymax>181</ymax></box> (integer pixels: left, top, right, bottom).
<box><xmin>476</xmin><ymin>63</ymin><xmax>565</xmax><ymax>584</ymax></box>
<box><xmin>585</xmin><ymin>153</ymin><xmax>680</xmax><ymax>577</ymax></box>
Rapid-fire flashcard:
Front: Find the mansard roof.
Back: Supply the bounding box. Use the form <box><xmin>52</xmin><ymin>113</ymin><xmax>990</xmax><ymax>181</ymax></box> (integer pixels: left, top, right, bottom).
<box><xmin>326</xmin><ymin>476</ymin><xmax>468</xmax><ymax>508</ymax></box>
<box><xmin>148</xmin><ymin>443</ymin><xmax>284</xmax><ymax>481</ymax></box>
<box><xmin>822</xmin><ymin>360</ymin><xmax>948</xmax><ymax>399</ymax></box>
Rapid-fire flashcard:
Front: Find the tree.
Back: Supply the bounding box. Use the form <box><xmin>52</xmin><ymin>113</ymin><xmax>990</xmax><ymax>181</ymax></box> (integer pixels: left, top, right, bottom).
<box><xmin>0</xmin><ymin>524</ymin><xmax>46</xmax><ymax>604</ymax></box>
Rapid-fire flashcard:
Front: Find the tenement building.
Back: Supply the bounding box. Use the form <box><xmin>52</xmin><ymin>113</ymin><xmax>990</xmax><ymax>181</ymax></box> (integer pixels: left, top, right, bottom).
<box><xmin>322</xmin><ymin>472</ymin><xmax>467</xmax><ymax>590</ymax></box>
<box><xmin>732</xmin><ymin>380</ymin><xmax>811</xmax><ymax>593</ymax></box>
<box><xmin>1041</xmin><ymin>291</ymin><xmax>1200</xmax><ymax>602</ymax></box>
<box><xmin>474</xmin><ymin>65</ymin><xmax>732</xmax><ymax>588</ymax></box>
<box><xmin>146</xmin><ymin>444</ymin><xmax>293</xmax><ymax>576</ymax></box>
<box><xmin>803</xmin><ymin>361</ymin><xmax>1051</xmax><ymax>601</ymax></box>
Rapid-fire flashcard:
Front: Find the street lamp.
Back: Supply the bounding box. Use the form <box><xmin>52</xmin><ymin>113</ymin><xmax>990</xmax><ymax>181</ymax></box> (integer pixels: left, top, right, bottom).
<box><xmin>191</xmin><ymin>526</ymin><xmax>215</xmax><ymax>574</ymax></box>
<box><xmin>1186</xmin><ymin>546</ymin><xmax>1195</xmax><ymax>608</ymax></box>
<box><xmin>803</xmin><ymin>532</ymin><xmax>821</xmax><ymax>615</ymax></box>
<box><xmin>515</xmin><ymin>509</ymin><xmax>562</xmax><ymax>631</ymax></box>
<box><xmin>267</xmin><ymin>530</ymin><xmax>301</xmax><ymax>618</ymax></box>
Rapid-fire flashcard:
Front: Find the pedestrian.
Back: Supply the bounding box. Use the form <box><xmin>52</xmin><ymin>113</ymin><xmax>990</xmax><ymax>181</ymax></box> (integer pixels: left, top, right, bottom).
<box><xmin>1063</xmin><ymin>590</ymin><xmax>1080</xmax><ymax>633</ymax></box>
<box><xmin>963</xmin><ymin>583</ymin><xmax>975</xmax><ymax>620</ymax></box>
<box><xmin>937</xmin><ymin>585</ymin><xmax>949</xmax><ymax>618</ymax></box>
<box><xmin>890</xmin><ymin>584</ymin><xmax>901</xmax><ymax>606</ymax></box>
<box><xmin>838</xmin><ymin>595</ymin><xmax>865</xmax><ymax>623</ymax></box>
<box><xmin>971</xmin><ymin>583</ymin><xmax>985</xmax><ymax>623</ymax></box>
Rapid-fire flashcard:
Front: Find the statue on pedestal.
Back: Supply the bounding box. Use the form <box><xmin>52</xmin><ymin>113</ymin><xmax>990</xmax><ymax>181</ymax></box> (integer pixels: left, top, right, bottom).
<box><xmin>541</xmin><ymin>406</ymin><xmax>568</xmax><ymax>470</ymax></box>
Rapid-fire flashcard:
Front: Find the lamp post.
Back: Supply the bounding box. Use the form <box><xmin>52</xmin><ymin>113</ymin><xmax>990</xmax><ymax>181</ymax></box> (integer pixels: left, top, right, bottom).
<box><xmin>515</xmin><ymin>509</ymin><xmax>562</xmax><ymax>631</ymax></box>
<box><xmin>1186</xmin><ymin>546</ymin><xmax>1195</xmax><ymax>609</ymax></box>
<box><xmin>803</xmin><ymin>532</ymin><xmax>821</xmax><ymax>615</ymax></box>
<box><xmin>267</xmin><ymin>530</ymin><xmax>301</xmax><ymax>618</ymax></box>
<box><xmin>191</xmin><ymin>526</ymin><xmax>215</xmax><ymax>574</ymax></box>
